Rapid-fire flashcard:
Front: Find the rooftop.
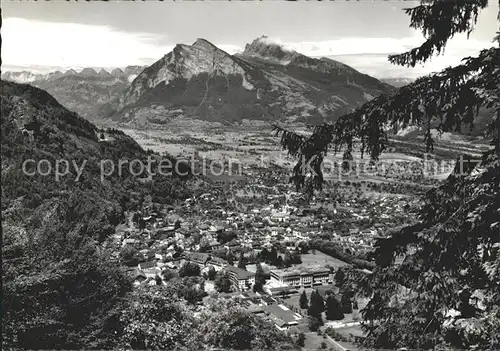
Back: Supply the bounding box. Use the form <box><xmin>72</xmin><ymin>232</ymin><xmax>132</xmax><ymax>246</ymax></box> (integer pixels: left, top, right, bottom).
<box><xmin>184</xmin><ymin>252</ymin><xmax>210</xmax><ymax>263</ymax></box>
<box><xmin>264</xmin><ymin>304</ymin><xmax>301</xmax><ymax>324</ymax></box>
<box><xmin>138</xmin><ymin>260</ymin><xmax>157</xmax><ymax>270</ymax></box>
<box><xmin>224</xmin><ymin>265</ymin><xmax>255</xmax><ymax>280</ymax></box>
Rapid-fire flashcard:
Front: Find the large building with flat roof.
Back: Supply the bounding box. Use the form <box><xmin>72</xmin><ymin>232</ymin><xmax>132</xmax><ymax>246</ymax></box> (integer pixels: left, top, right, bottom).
<box><xmin>223</xmin><ymin>265</ymin><xmax>255</xmax><ymax>291</ymax></box>
<box><xmin>270</xmin><ymin>265</ymin><xmax>333</xmax><ymax>288</ymax></box>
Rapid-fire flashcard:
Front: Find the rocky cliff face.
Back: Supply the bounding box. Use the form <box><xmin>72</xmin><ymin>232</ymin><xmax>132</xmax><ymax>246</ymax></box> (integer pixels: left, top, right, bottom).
<box><xmin>114</xmin><ymin>36</ymin><xmax>396</xmax><ymax>126</ymax></box>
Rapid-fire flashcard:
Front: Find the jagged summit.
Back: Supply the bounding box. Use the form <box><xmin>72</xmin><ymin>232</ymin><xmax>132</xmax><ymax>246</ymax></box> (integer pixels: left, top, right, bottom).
<box><xmin>80</xmin><ymin>68</ymin><xmax>98</xmax><ymax>76</ymax></box>
<box><xmin>111</xmin><ymin>68</ymin><xmax>125</xmax><ymax>77</ymax></box>
<box><xmin>192</xmin><ymin>38</ymin><xmax>220</xmax><ymax>51</ymax></box>
<box><xmin>98</xmin><ymin>68</ymin><xmax>112</xmax><ymax>77</ymax></box>
<box><xmin>242</xmin><ymin>36</ymin><xmax>295</xmax><ymax>61</ymax></box>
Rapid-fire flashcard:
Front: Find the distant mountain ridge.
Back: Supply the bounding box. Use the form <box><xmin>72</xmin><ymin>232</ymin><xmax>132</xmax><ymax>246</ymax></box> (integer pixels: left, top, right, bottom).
<box><xmin>1</xmin><ymin>66</ymin><xmax>146</xmax><ymax>121</ymax></box>
<box><xmin>2</xmin><ymin>38</ymin><xmax>396</xmax><ymax>126</ymax></box>
<box><xmin>114</xmin><ymin>36</ymin><xmax>396</xmax><ymax>126</ymax></box>
<box><xmin>1</xmin><ymin>66</ymin><xmax>146</xmax><ymax>83</ymax></box>
<box><xmin>381</xmin><ymin>77</ymin><xmax>415</xmax><ymax>88</ymax></box>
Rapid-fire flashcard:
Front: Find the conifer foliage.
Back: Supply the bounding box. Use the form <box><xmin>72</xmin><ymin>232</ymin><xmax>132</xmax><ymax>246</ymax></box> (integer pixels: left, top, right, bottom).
<box><xmin>274</xmin><ymin>1</ymin><xmax>499</xmax><ymax>193</ymax></box>
<box><xmin>275</xmin><ymin>1</ymin><xmax>499</xmax><ymax>348</ymax></box>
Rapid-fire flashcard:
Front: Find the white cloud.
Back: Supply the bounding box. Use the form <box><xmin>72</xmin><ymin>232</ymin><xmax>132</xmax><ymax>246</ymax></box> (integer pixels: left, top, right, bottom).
<box><xmin>218</xmin><ymin>44</ymin><xmax>244</xmax><ymax>55</ymax></box>
<box><xmin>249</xmin><ymin>32</ymin><xmax>493</xmax><ymax>78</ymax></box>
<box><xmin>2</xmin><ymin>18</ymin><xmax>172</xmax><ymax>70</ymax></box>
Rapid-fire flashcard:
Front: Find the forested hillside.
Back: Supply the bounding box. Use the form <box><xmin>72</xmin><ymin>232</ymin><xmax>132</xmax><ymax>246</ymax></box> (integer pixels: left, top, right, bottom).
<box><xmin>1</xmin><ymin>81</ymin><xmax>190</xmax><ymax>348</ymax></box>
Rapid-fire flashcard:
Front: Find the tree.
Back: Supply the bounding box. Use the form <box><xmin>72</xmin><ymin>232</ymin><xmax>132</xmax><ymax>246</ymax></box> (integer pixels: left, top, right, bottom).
<box><xmin>300</xmin><ymin>290</ymin><xmax>309</xmax><ymax>310</ymax></box>
<box><xmin>237</xmin><ymin>252</ymin><xmax>248</xmax><ymax>270</ymax></box>
<box><xmin>192</xmin><ymin>232</ymin><xmax>202</xmax><ymax>244</ymax></box>
<box><xmin>253</xmin><ymin>280</ymin><xmax>263</xmax><ymax>293</ymax></box>
<box><xmin>132</xmin><ymin>212</ymin><xmax>146</xmax><ymax>230</ymax></box>
<box><xmin>276</xmin><ymin>255</ymin><xmax>284</xmax><ymax>268</ymax></box>
<box><xmin>253</xmin><ymin>262</ymin><xmax>266</xmax><ymax>292</ymax></box>
<box><xmin>275</xmin><ymin>1</ymin><xmax>500</xmax><ymax>349</ymax></box>
<box><xmin>190</xmin><ymin>304</ymin><xmax>294</xmax><ymax>350</ymax></box>
<box><xmin>226</xmin><ymin>251</ymin><xmax>235</xmax><ymax>266</ymax></box>
<box><xmin>132</xmin><ymin>212</ymin><xmax>141</xmax><ymax>225</ymax></box>
<box><xmin>162</xmin><ymin>269</ymin><xmax>178</xmax><ymax>282</ymax></box>
<box><xmin>119</xmin><ymin>245</ymin><xmax>141</xmax><ymax>267</ymax></box>
<box><xmin>214</xmin><ymin>271</ymin><xmax>232</xmax><ymax>293</ymax></box>
<box><xmin>255</xmin><ymin>262</ymin><xmax>265</xmax><ymax>279</ymax></box>
<box><xmin>217</xmin><ymin>230</ymin><xmax>237</xmax><ymax>244</ymax></box>
<box><xmin>334</xmin><ymin>269</ymin><xmax>346</xmax><ymax>288</ymax></box>
<box><xmin>207</xmin><ymin>266</ymin><xmax>217</xmax><ymax>281</ymax></box>
<box><xmin>325</xmin><ymin>295</ymin><xmax>344</xmax><ymax>321</ymax></box>
<box><xmin>117</xmin><ymin>286</ymin><xmax>194</xmax><ymax>350</ymax></box>
<box><xmin>3</xmin><ymin>241</ymin><xmax>131</xmax><ymax>350</ymax></box>
<box><xmin>340</xmin><ymin>291</ymin><xmax>353</xmax><ymax>314</ymax></box>
<box><xmin>183</xmin><ymin>279</ymin><xmax>207</xmax><ymax>305</ymax></box>
<box><xmin>283</xmin><ymin>250</ymin><xmax>293</xmax><ymax>267</ymax></box>
<box><xmin>174</xmin><ymin>219</ymin><xmax>181</xmax><ymax>230</ymax></box>
<box><xmin>308</xmin><ymin>290</ymin><xmax>325</xmax><ymax>317</ymax></box>
<box><xmin>298</xmin><ymin>241</ymin><xmax>309</xmax><ymax>254</ymax></box>
<box><xmin>308</xmin><ymin>290</ymin><xmax>316</xmax><ymax>315</ymax></box>
<box><xmin>199</xmin><ymin>237</ymin><xmax>210</xmax><ymax>252</ymax></box>
<box><xmin>309</xmin><ymin>314</ymin><xmax>323</xmax><ymax>332</ymax></box>
<box><xmin>291</xmin><ymin>252</ymin><xmax>302</xmax><ymax>264</ymax></box>
<box><xmin>269</xmin><ymin>247</ymin><xmax>279</xmax><ymax>265</ymax></box>
<box><xmin>296</xmin><ymin>332</ymin><xmax>306</xmax><ymax>347</ymax></box>
<box><xmin>258</xmin><ymin>248</ymin><xmax>269</xmax><ymax>262</ymax></box>
<box><xmin>179</xmin><ymin>262</ymin><xmax>201</xmax><ymax>277</ymax></box>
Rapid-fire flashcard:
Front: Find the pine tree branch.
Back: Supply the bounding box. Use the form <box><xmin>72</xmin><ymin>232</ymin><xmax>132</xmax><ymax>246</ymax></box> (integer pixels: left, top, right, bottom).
<box><xmin>278</xmin><ymin>47</ymin><xmax>499</xmax><ymax>193</ymax></box>
<box><xmin>389</xmin><ymin>0</ymin><xmax>489</xmax><ymax>67</ymax></box>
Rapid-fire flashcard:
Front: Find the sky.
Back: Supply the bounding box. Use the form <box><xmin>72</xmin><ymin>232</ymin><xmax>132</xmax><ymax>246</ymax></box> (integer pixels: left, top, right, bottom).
<box><xmin>2</xmin><ymin>0</ymin><xmax>499</xmax><ymax>79</ymax></box>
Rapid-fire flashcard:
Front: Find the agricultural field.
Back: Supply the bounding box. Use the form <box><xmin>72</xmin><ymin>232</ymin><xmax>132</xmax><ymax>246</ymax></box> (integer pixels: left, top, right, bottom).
<box><xmin>108</xmin><ymin>123</ymin><xmax>491</xmax><ymax>188</ymax></box>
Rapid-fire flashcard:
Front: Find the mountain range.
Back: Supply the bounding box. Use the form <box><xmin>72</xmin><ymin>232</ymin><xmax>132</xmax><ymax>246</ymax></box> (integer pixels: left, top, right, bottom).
<box><xmin>3</xmin><ymin>37</ymin><xmax>397</xmax><ymax>125</ymax></box>
<box><xmin>380</xmin><ymin>77</ymin><xmax>415</xmax><ymax>88</ymax></box>
<box><xmin>1</xmin><ymin>66</ymin><xmax>145</xmax><ymax>83</ymax></box>
<box><xmin>1</xmin><ymin>66</ymin><xmax>146</xmax><ymax>121</ymax></box>
<box><xmin>3</xmin><ymin>38</ymin><xmax>490</xmax><ymax>136</ymax></box>
<box><xmin>114</xmin><ymin>36</ymin><xmax>396</xmax><ymax>125</ymax></box>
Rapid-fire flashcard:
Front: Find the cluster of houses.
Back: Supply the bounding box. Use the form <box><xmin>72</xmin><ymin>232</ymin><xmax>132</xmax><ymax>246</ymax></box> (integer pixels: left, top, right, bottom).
<box><xmin>119</xmin><ymin>175</ymin><xmax>411</xmax><ymax>290</ymax></box>
<box><xmin>122</xmin><ymin>165</ymin><xmax>414</xmax><ymax>275</ymax></box>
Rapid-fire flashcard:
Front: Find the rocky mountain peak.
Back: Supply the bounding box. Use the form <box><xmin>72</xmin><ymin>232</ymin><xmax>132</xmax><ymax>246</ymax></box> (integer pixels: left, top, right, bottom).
<box><xmin>242</xmin><ymin>36</ymin><xmax>296</xmax><ymax>61</ymax></box>
<box><xmin>98</xmin><ymin>69</ymin><xmax>112</xmax><ymax>77</ymax></box>
<box><xmin>192</xmin><ymin>38</ymin><xmax>220</xmax><ymax>51</ymax></box>
<box><xmin>111</xmin><ymin>68</ymin><xmax>125</xmax><ymax>77</ymax></box>
<box><xmin>80</xmin><ymin>68</ymin><xmax>98</xmax><ymax>76</ymax></box>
